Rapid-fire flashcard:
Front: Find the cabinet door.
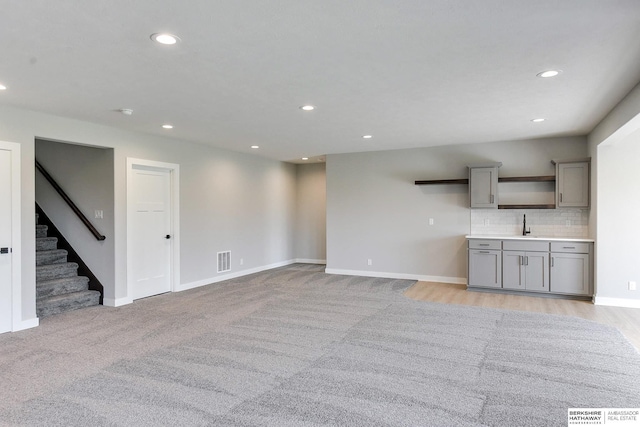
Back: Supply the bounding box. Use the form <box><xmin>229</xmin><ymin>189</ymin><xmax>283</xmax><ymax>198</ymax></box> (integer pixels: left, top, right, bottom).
<box><xmin>502</xmin><ymin>251</ymin><xmax>525</xmax><ymax>290</ymax></box>
<box><xmin>524</xmin><ymin>252</ymin><xmax>549</xmax><ymax>291</ymax></box>
<box><xmin>469</xmin><ymin>167</ymin><xmax>498</xmax><ymax>208</ymax></box>
<box><xmin>557</xmin><ymin>162</ymin><xmax>589</xmax><ymax>207</ymax></box>
<box><xmin>468</xmin><ymin>249</ymin><xmax>501</xmax><ymax>288</ymax></box>
<box><xmin>550</xmin><ymin>253</ymin><xmax>590</xmax><ymax>295</ymax></box>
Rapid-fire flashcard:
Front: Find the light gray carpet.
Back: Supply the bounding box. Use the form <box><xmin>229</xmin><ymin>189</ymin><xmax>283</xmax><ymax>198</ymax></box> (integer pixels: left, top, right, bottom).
<box><xmin>1</xmin><ymin>264</ymin><xmax>639</xmax><ymax>426</ymax></box>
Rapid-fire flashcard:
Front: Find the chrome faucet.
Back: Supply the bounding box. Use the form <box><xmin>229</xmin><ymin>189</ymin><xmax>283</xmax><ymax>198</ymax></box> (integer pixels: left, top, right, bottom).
<box><xmin>522</xmin><ymin>214</ymin><xmax>531</xmax><ymax>236</ymax></box>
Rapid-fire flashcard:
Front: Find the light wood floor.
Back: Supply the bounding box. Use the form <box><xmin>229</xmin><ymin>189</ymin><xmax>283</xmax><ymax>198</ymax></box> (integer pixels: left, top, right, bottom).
<box><xmin>405</xmin><ymin>281</ymin><xmax>640</xmax><ymax>352</ymax></box>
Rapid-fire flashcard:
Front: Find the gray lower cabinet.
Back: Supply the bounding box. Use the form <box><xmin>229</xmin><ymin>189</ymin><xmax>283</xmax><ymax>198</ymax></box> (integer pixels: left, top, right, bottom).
<box><xmin>550</xmin><ymin>242</ymin><xmax>591</xmax><ymax>295</ymax></box>
<box><xmin>503</xmin><ymin>251</ymin><xmax>549</xmax><ymax>291</ymax></box>
<box><xmin>468</xmin><ymin>249</ymin><xmax>502</xmax><ymax>288</ymax></box>
<box><xmin>467</xmin><ymin>238</ymin><xmax>593</xmax><ymax>297</ymax></box>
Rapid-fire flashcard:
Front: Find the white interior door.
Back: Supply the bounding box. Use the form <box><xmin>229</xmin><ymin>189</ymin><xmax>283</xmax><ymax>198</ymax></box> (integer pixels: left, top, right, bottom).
<box><xmin>0</xmin><ymin>149</ymin><xmax>13</xmax><ymax>333</ymax></box>
<box><xmin>130</xmin><ymin>166</ymin><xmax>172</xmax><ymax>300</ymax></box>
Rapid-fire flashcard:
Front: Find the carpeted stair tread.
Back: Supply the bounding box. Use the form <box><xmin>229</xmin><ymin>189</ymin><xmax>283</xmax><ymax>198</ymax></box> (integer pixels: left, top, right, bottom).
<box><xmin>36</xmin><ymin>237</ymin><xmax>58</xmax><ymax>251</ymax></box>
<box><xmin>36</xmin><ymin>249</ymin><xmax>68</xmax><ymax>266</ymax></box>
<box><xmin>36</xmin><ymin>290</ymin><xmax>100</xmax><ymax>318</ymax></box>
<box><xmin>34</xmin><ymin>210</ymin><xmax>102</xmax><ymax>317</ymax></box>
<box><xmin>37</xmin><ymin>276</ymin><xmax>90</xmax><ymax>299</ymax></box>
<box><xmin>36</xmin><ymin>262</ymin><xmax>78</xmax><ymax>282</ymax></box>
<box><xmin>36</xmin><ymin>224</ymin><xmax>48</xmax><ymax>238</ymax></box>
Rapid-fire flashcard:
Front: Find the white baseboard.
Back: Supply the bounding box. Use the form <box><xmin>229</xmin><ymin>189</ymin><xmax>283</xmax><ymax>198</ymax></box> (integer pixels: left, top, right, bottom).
<box><xmin>103</xmin><ymin>297</ymin><xmax>134</xmax><ymax>307</ymax></box>
<box><xmin>176</xmin><ymin>259</ymin><xmax>297</xmax><ymax>292</ymax></box>
<box><xmin>13</xmin><ymin>317</ymin><xmax>39</xmax><ymax>332</ymax></box>
<box><xmin>295</xmin><ymin>258</ymin><xmax>326</xmax><ymax>264</ymax></box>
<box><xmin>593</xmin><ymin>296</ymin><xmax>640</xmax><ymax>309</ymax></box>
<box><xmin>324</xmin><ymin>268</ymin><xmax>466</xmax><ymax>284</ymax></box>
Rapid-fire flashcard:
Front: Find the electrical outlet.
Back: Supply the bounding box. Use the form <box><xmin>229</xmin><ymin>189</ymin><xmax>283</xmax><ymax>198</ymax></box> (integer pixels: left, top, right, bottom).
<box><xmin>94</xmin><ymin>210</ymin><xmax>103</xmax><ymax>219</ymax></box>
<box><xmin>428</xmin><ymin>218</ymin><xmax>434</xmax><ymax>225</ymax></box>
<box><xmin>629</xmin><ymin>281</ymin><xmax>637</xmax><ymax>291</ymax></box>
<box><xmin>367</xmin><ymin>259</ymin><xmax>372</xmax><ymax>266</ymax></box>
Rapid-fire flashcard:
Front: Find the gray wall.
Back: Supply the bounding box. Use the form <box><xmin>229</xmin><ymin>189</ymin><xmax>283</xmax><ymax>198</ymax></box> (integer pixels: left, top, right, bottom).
<box><xmin>295</xmin><ymin>163</ymin><xmax>326</xmax><ymax>262</ymax></box>
<box><xmin>588</xmin><ymin>81</ymin><xmax>640</xmax><ymax>303</ymax></box>
<box><xmin>178</xmin><ymin>144</ymin><xmax>297</xmax><ymax>286</ymax></box>
<box><xmin>35</xmin><ymin>139</ymin><xmax>115</xmax><ymax>292</ymax></box>
<box><xmin>326</xmin><ymin>137</ymin><xmax>588</xmax><ymax>281</ymax></box>
<box><xmin>0</xmin><ymin>104</ymin><xmax>297</xmax><ymax>321</ymax></box>
<box><xmin>595</xmin><ymin>132</ymin><xmax>640</xmax><ymax>301</ymax></box>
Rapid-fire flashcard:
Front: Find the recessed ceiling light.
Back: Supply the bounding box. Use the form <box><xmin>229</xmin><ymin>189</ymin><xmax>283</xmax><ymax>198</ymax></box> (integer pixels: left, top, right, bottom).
<box><xmin>0</xmin><ymin>84</ymin><xmax>6</xmax><ymax>91</ymax></box>
<box><xmin>537</xmin><ymin>70</ymin><xmax>561</xmax><ymax>78</ymax></box>
<box><xmin>300</xmin><ymin>105</ymin><xmax>315</xmax><ymax>111</ymax></box>
<box><xmin>531</xmin><ymin>118</ymin><xmax>546</xmax><ymax>122</ymax></box>
<box><xmin>362</xmin><ymin>135</ymin><xmax>373</xmax><ymax>139</ymax></box>
<box><xmin>150</xmin><ymin>33</ymin><xmax>180</xmax><ymax>45</ymax></box>
<box><xmin>162</xmin><ymin>124</ymin><xmax>173</xmax><ymax>129</ymax></box>
<box><xmin>302</xmin><ymin>157</ymin><xmax>309</xmax><ymax>160</ymax></box>
<box><xmin>251</xmin><ymin>145</ymin><xmax>259</xmax><ymax>149</ymax></box>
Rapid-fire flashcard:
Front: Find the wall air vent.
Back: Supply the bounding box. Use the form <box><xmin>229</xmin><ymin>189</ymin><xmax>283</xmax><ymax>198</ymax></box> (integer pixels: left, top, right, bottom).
<box><xmin>217</xmin><ymin>251</ymin><xmax>231</xmax><ymax>273</ymax></box>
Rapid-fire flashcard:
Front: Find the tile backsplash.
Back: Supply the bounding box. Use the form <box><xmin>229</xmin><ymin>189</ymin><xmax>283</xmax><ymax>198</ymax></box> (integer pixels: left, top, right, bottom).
<box><xmin>470</xmin><ymin>209</ymin><xmax>589</xmax><ymax>238</ymax></box>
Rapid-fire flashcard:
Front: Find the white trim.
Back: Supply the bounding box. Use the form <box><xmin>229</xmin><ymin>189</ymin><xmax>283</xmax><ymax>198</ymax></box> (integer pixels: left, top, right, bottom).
<box><xmin>324</xmin><ymin>268</ymin><xmax>466</xmax><ymax>284</ymax></box>
<box><xmin>0</xmin><ymin>141</ymin><xmax>23</xmax><ymax>333</ymax></box>
<box><xmin>176</xmin><ymin>259</ymin><xmax>296</xmax><ymax>292</ymax></box>
<box><xmin>126</xmin><ymin>158</ymin><xmax>180</xmax><ymax>301</ymax></box>
<box><xmin>295</xmin><ymin>258</ymin><xmax>326</xmax><ymax>264</ymax></box>
<box><xmin>103</xmin><ymin>296</ymin><xmax>134</xmax><ymax>307</ymax></box>
<box><xmin>13</xmin><ymin>317</ymin><xmax>39</xmax><ymax>331</ymax></box>
<box><xmin>593</xmin><ymin>296</ymin><xmax>640</xmax><ymax>309</ymax></box>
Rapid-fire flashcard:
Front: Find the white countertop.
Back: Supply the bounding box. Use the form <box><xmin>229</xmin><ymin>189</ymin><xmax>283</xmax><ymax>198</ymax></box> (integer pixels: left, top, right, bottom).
<box><xmin>465</xmin><ymin>235</ymin><xmax>594</xmax><ymax>243</ymax></box>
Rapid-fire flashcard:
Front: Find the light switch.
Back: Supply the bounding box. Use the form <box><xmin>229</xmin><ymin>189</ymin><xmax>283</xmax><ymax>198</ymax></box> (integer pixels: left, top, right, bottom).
<box><xmin>428</xmin><ymin>218</ymin><xmax>434</xmax><ymax>225</ymax></box>
<box><xmin>95</xmin><ymin>210</ymin><xmax>104</xmax><ymax>219</ymax></box>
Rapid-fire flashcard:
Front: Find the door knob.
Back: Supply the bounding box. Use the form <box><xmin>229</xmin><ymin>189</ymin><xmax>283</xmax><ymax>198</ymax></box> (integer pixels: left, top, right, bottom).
<box><xmin>165</xmin><ymin>235</ymin><xmax>171</xmax><ymax>239</ymax></box>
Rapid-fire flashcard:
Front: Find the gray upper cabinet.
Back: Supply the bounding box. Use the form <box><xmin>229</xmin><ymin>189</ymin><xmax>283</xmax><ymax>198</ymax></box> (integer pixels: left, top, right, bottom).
<box><xmin>469</xmin><ymin>163</ymin><xmax>501</xmax><ymax>208</ymax></box>
<box><xmin>555</xmin><ymin>160</ymin><xmax>590</xmax><ymax>208</ymax></box>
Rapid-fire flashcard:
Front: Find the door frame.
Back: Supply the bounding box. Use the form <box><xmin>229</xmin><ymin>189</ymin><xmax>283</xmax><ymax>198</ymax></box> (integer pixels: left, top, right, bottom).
<box><xmin>126</xmin><ymin>158</ymin><xmax>180</xmax><ymax>300</ymax></box>
<box><xmin>0</xmin><ymin>141</ymin><xmax>23</xmax><ymax>332</ymax></box>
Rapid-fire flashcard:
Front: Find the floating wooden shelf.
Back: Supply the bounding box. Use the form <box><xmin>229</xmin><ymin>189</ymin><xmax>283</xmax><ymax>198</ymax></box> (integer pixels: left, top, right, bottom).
<box><xmin>416</xmin><ymin>175</ymin><xmax>557</xmax><ymax>209</ymax></box>
<box><xmin>498</xmin><ymin>204</ymin><xmax>556</xmax><ymax>210</ymax></box>
<box><xmin>415</xmin><ymin>175</ymin><xmax>555</xmax><ymax>185</ymax></box>
<box><xmin>414</xmin><ymin>178</ymin><xmax>468</xmax><ymax>185</ymax></box>
<box><xmin>498</xmin><ymin>175</ymin><xmax>555</xmax><ymax>183</ymax></box>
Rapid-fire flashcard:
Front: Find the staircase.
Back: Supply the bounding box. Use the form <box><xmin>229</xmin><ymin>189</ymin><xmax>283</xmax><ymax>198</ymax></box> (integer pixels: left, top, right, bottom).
<box><xmin>36</xmin><ymin>213</ymin><xmax>101</xmax><ymax>317</ymax></box>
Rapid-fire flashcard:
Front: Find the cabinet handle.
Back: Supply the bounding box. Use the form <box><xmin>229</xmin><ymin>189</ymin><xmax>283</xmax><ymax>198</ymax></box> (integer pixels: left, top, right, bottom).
<box><xmin>551</xmin><ymin>257</ymin><xmax>554</xmax><ymax>267</ymax></box>
<box><xmin>560</xmin><ymin>193</ymin><xmax>563</xmax><ymax>202</ymax></box>
<box><xmin>525</xmin><ymin>256</ymin><xmax>529</xmax><ymax>266</ymax></box>
<box><xmin>479</xmin><ymin>251</ymin><xmax>490</xmax><ymax>254</ymax></box>
<box><xmin>519</xmin><ymin>255</ymin><xmax>523</xmax><ymax>265</ymax></box>
<box><xmin>479</xmin><ymin>244</ymin><xmax>490</xmax><ymax>246</ymax></box>
<box><xmin>563</xmin><ymin>246</ymin><xmax>575</xmax><ymax>249</ymax></box>
<box><xmin>490</xmin><ymin>194</ymin><xmax>494</xmax><ymax>204</ymax></box>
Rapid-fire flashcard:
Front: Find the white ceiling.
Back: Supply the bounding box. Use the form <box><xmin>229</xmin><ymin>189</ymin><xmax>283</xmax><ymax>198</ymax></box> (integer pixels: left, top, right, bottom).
<box><xmin>1</xmin><ymin>1</ymin><xmax>640</xmax><ymax>163</ymax></box>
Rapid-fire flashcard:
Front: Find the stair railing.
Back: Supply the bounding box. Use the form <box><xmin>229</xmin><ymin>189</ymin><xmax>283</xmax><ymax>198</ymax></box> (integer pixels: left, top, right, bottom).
<box><xmin>35</xmin><ymin>160</ymin><xmax>106</xmax><ymax>241</ymax></box>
